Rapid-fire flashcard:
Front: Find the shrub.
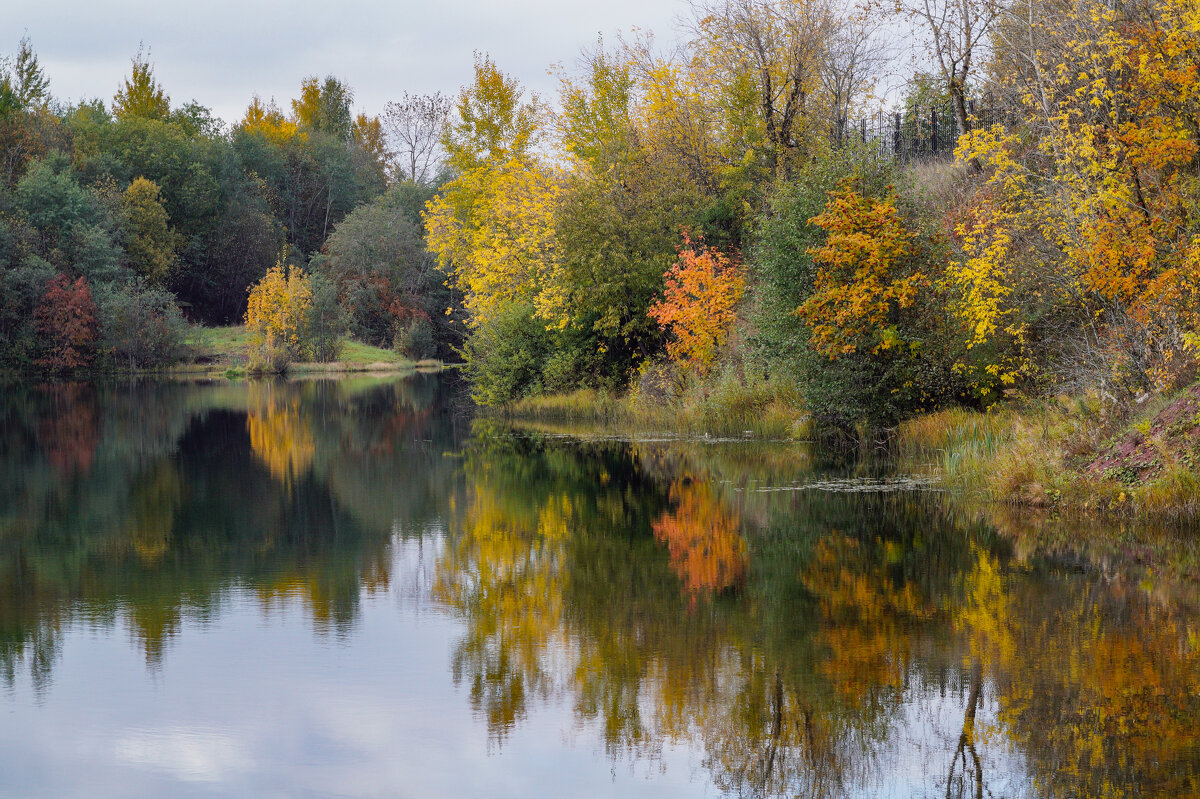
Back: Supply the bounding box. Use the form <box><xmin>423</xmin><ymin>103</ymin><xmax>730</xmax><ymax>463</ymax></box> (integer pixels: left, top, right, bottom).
<box><xmin>95</xmin><ymin>279</ymin><xmax>187</xmax><ymax>369</ymax></box>
<box><xmin>305</xmin><ymin>271</ymin><xmax>347</xmax><ymax>363</ymax></box>
<box><xmin>463</xmin><ymin>301</ymin><xmax>551</xmax><ymax>405</ymax></box>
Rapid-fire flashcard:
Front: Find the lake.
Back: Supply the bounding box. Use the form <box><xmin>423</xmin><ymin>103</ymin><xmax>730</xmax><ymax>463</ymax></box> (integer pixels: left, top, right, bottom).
<box><xmin>1</xmin><ymin>375</ymin><xmax>1198</xmax><ymax>798</ymax></box>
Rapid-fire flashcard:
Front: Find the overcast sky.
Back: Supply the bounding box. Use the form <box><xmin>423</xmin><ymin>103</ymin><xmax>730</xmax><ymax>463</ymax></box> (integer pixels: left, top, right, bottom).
<box><xmin>7</xmin><ymin>0</ymin><xmax>689</xmax><ymax>126</ymax></box>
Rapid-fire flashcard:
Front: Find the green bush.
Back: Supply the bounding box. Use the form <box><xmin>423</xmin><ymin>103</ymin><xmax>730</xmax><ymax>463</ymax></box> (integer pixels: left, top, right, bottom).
<box><xmin>305</xmin><ymin>271</ymin><xmax>347</xmax><ymax>363</ymax></box>
<box><xmin>394</xmin><ymin>316</ymin><xmax>435</xmax><ymax>360</ymax></box>
<box><xmin>94</xmin><ymin>279</ymin><xmax>187</xmax><ymax>369</ymax></box>
<box><xmin>463</xmin><ymin>301</ymin><xmax>552</xmax><ymax>405</ymax></box>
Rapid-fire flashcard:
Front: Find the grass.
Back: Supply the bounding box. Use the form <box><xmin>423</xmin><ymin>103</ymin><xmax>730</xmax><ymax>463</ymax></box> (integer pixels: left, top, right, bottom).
<box><xmin>893</xmin><ymin>388</ymin><xmax>1200</xmax><ymax>521</ymax></box>
<box><xmin>180</xmin><ymin>325</ymin><xmax>431</xmax><ymax>375</ymax></box>
<box><xmin>185</xmin><ymin>325</ymin><xmax>253</xmax><ymax>365</ymax></box>
<box><xmin>502</xmin><ymin>369</ymin><xmax>808</xmax><ymax>439</ymax></box>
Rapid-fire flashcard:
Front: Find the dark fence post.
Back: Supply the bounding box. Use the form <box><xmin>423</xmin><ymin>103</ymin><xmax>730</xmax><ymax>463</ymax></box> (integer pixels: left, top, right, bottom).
<box><xmin>931</xmin><ymin>107</ymin><xmax>938</xmax><ymax>155</ymax></box>
<box><xmin>894</xmin><ymin>112</ymin><xmax>901</xmax><ymax>160</ymax></box>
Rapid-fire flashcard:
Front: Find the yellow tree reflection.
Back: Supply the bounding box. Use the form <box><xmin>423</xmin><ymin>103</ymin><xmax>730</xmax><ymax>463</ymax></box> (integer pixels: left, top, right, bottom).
<box><xmin>246</xmin><ymin>382</ymin><xmax>314</xmax><ymax>483</ymax></box>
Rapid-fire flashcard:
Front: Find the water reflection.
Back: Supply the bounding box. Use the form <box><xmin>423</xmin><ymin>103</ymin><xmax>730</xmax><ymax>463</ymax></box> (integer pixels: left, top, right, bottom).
<box><xmin>0</xmin><ymin>377</ymin><xmax>1198</xmax><ymax>797</ymax></box>
<box><xmin>0</xmin><ymin>376</ymin><xmax>457</xmax><ymax>679</ymax></box>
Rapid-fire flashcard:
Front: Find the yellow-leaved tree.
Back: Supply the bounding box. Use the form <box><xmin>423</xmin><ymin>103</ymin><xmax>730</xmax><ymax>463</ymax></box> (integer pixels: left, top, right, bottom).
<box><xmin>245</xmin><ymin>262</ymin><xmax>312</xmax><ymax>370</ymax></box>
<box><xmin>424</xmin><ymin>53</ymin><xmax>556</xmax><ymax>330</ymax></box>
<box><xmin>799</xmin><ymin>180</ymin><xmax>922</xmax><ymax>358</ymax></box>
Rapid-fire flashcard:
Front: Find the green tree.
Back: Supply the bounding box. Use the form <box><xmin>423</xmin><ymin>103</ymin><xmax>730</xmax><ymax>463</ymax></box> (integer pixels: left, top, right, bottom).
<box><xmin>93</xmin><ymin>278</ymin><xmax>187</xmax><ymax>368</ymax></box>
<box><xmin>320</xmin><ymin>185</ymin><xmax>445</xmax><ymax>349</ymax></box>
<box><xmin>2</xmin><ymin>36</ymin><xmax>50</xmax><ymax>109</ymax></box>
<box><xmin>304</xmin><ymin>271</ymin><xmax>347</xmax><ymax>363</ymax></box>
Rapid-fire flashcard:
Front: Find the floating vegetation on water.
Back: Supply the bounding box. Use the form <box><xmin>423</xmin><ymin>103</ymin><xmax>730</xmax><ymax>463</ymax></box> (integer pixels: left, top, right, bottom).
<box><xmin>749</xmin><ymin>476</ymin><xmax>942</xmax><ymax>493</ymax></box>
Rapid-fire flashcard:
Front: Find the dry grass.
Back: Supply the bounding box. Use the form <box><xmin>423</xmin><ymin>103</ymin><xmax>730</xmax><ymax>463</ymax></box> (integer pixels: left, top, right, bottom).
<box><xmin>894</xmin><ymin>389</ymin><xmax>1200</xmax><ymax>520</ymax></box>
<box><xmin>502</xmin><ymin>372</ymin><xmax>807</xmax><ymax>439</ymax></box>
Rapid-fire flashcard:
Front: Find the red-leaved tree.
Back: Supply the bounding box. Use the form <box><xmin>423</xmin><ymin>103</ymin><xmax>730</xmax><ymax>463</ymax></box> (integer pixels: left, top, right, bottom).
<box><xmin>34</xmin><ymin>275</ymin><xmax>98</xmax><ymax>370</ymax></box>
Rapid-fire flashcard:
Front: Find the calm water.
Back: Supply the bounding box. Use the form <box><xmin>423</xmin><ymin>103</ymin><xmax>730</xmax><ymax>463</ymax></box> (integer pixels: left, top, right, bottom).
<box><xmin>1</xmin><ymin>376</ymin><xmax>1198</xmax><ymax>798</ymax></box>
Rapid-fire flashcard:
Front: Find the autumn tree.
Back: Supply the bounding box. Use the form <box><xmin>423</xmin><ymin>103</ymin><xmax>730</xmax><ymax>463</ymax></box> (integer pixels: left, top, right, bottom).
<box><xmin>240</xmin><ymin>95</ymin><xmax>298</xmax><ymax>144</ymax></box>
<box><xmin>34</xmin><ymin>274</ymin><xmax>98</xmax><ymax>370</ymax></box>
<box><xmin>245</xmin><ymin>262</ymin><xmax>313</xmax><ymax>368</ymax></box>
<box><xmin>953</xmin><ymin>0</ymin><xmax>1200</xmax><ymax>395</ymax></box>
<box><xmin>112</xmin><ymin>47</ymin><xmax>170</xmax><ymax>120</ymax></box>
<box><xmin>648</xmin><ymin>233</ymin><xmax>746</xmax><ymax>375</ymax></box>
<box><xmin>292</xmin><ymin>76</ymin><xmax>354</xmax><ymax>140</ymax></box>
<box><xmin>424</xmin><ymin>53</ymin><xmax>560</xmax><ymax>400</ymax></box>
<box><xmin>319</xmin><ymin>185</ymin><xmax>449</xmax><ymax>353</ymax></box>
<box><xmin>121</xmin><ymin>177</ymin><xmax>178</xmax><ymax>285</ymax></box>
<box><xmin>441</xmin><ymin>52</ymin><xmax>542</xmax><ymax>173</ymax></box>
<box><xmin>547</xmin><ymin>43</ymin><xmax>712</xmax><ymax>388</ymax></box>
<box><xmin>351</xmin><ymin>112</ymin><xmax>389</xmax><ymax>186</ymax></box>
<box><xmin>798</xmin><ymin>180</ymin><xmax>921</xmax><ymax>358</ymax></box>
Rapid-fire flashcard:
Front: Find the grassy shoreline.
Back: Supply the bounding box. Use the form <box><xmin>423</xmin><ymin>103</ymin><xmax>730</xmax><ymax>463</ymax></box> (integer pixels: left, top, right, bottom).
<box><xmin>498</xmin><ymin>379</ymin><xmax>1200</xmax><ymax>522</ymax></box>
<box><xmin>181</xmin><ymin>325</ymin><xmax>442</xmax><ymax>377</ymax></box>
<box><xmin>498</xmin><ymin>376</ymin><xmax>809</xmax><ymax>439</ymax></box>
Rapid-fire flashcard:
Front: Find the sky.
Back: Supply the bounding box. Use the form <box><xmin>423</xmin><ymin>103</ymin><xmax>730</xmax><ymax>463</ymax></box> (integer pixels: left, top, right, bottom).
<box><xmin>5</xmin><ymin>0</ymin><xmax>688</xmax><ymax>126</ymax></box>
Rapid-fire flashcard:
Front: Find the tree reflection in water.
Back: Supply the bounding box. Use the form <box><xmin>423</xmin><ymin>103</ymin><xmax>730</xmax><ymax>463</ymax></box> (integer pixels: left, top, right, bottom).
<box><xmin>0</xmin><ymin>381</ymin><xmax>1197</xmax><ymax>796</ymax></box>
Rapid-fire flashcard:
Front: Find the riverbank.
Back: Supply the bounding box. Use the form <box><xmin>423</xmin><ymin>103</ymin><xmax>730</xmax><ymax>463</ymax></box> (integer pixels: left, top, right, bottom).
<box><xmin>501</xmin><ymin>374</ymin><xmax>808</xmax><ymax>439</ymax></box>
<box><xmin>895</xmin><ymin>385</ymin><xmax>1200</xmax><ymax>521</ymax></box>
<box><xmin>180</xmin><ymin>325</ymin><xmax>442</xmax><ymax>376</ymax></box>
<box><xmin>501</xmin><ymin>378</ymin><xmax>1200</xmax><ymax>522</ymax></box>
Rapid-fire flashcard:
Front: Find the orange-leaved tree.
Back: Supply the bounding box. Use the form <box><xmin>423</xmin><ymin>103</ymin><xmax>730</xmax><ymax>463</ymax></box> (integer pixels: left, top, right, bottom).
<box><xmin>647</xmin><ymin>232</ymin><xmax>745</xmax><ymax>375</ymax></box>
<box><xmin>798</xmin><ymin>180</ymin><xmax>922</xmax><ymax>358</ymax></box>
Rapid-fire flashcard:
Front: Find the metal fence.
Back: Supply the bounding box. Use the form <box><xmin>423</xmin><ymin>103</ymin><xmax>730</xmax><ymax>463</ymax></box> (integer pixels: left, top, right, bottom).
<box><xmin>832</xmin><ymin>102</ymin><xmax>1002</xmax><ymax>163</ymax></box>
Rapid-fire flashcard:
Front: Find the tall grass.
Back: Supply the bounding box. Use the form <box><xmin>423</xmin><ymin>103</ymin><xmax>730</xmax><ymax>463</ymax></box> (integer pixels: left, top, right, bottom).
<box><xmin>503</xmin><ymin>372</ymin><xmax>807</xmax><ymax>438</ymax></box>
<box><xmin>894</xmin><ymin>391</ymin><xmax>1200</xmax><ymax>520</ymax></box>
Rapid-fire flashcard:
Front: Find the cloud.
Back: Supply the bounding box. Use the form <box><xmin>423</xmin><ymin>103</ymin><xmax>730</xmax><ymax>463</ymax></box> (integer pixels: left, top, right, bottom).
<box><xmin>10</xmin><ymin>0</ymin><xmax>684</xmax><ymax>124</ymax></box>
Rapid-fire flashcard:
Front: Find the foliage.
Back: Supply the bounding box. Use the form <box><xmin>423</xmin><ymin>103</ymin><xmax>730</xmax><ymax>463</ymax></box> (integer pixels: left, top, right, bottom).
<box><xmin>426</xmin><ymin>158</ymin><xmax>560</xmax><ymax>330</ymax></box>
<box><xmin>245</xmin><ymin>262</ymin><xmax>313</xmax><ymax>367</ymax></box>
<box><xmin>34</xmin><ymin>274</ymin><xmax>97</xmax><ymax>369</ymax></box>
<box><xmin>120</xmin><ymin>177</ymin><xmax>178</xmax><ymax>284</ymax></box>
<box><xmin>951</xmin><ymin>0</ymin><xmax>1200</xmax><ymax>397</ymax></box>
<box><xmin>799</xmin><ymin>180</ymin><xmax>921</xmax><ymax>357</ymax></box>
<box><xmin>320</xmin><ymin>184</ymin><xmax>454</xmax><ymax>354</ymax></box>
<box><xmin>112</xmin><ymin>48</ymin><xmax>170</xmax><ymax>121</ymax></box>
<box><xmin>94</xmin><ymin>278</ymin><xmax>187</xmax><ymax>368</ymax></box>
<box><xmin>648</xmin><ymin>233</ymin><xmax>745</xmax><ymax>375</ymax></box>
<box><xmin>462</xmin><ymin>301</ymin><xmax>552</xmax><ymax>405</ymax></box>
<box><xmin>292</xmin><ymin>76</ymin><xmax>353</xmax><ymax>140</ymax></box>
<box><xmin>304</xmin><ymin>270</ymin><xmax>347</xmax><ymax>363</ymax></box>
<box><xmin>442</xmin><ymin>52</ymin><xmax>541</xmax><ymax>173</ymax></box>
